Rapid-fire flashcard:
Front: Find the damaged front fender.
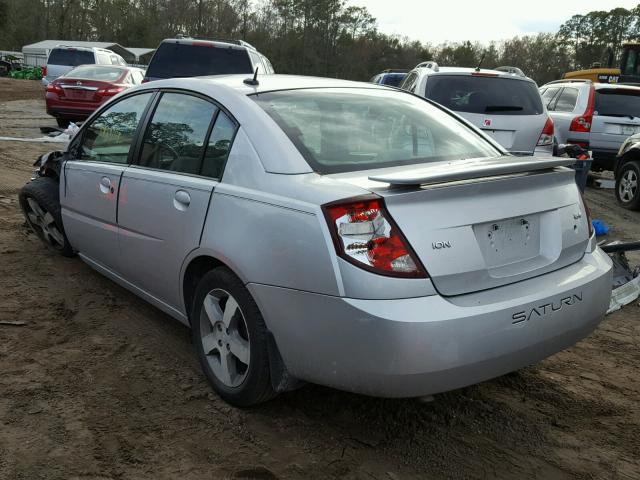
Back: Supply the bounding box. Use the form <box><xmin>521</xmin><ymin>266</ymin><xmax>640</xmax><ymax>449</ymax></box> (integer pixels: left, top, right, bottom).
<box><xmin>33</xmin><ymin>150</ymin><xmax>65</xmax><ymax>181</ymax></box>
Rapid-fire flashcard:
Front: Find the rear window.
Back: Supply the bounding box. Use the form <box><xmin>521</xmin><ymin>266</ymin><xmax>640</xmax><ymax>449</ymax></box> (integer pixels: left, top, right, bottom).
<box><xmin>595</xmin><ymin>89</ymin><xmax>640</xmax><ymax>118</ymax></box>
<box><xmin>145</xmin><ymin>43</ymin><xmax>252</xmax><ymax>79</ymax></box>
<box><xmin>48</xmin><ymin>48</ymin><xmax>95</xmax><ymax>66</ymax></box>
<box><xmin>425</xmin><ymin>75</ymin><xmax>543</xmax><ymax>116</ymax></box>
<box><xmin>253</xmin><ymin>88</ymin><xmax>499</xmax><ymax>174</ymax></box>
<box><xmin>64</xmin><ymin>66</ymin><xmax>124</xmax><ymax>81</ymax></box>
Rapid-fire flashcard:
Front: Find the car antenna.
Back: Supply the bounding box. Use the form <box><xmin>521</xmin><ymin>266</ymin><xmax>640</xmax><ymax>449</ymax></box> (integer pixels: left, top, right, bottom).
<box><xmin>475</xmin><ymin>53</ymin><xmax>486</xmax><ymax>72</ymax></box>
<box><xmin>244</xmin><ymin>67</ymin><xmax>259</xmax><ymax>86</ymax></box>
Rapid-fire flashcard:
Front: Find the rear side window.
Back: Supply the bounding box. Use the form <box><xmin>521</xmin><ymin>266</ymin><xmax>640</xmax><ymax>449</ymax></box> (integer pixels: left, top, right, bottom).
<box><xmin>401</xmin><ymin>72</ymin><xmax>418</xmax><ymax>92</ymax></box>
<box><xmin>48</xmin><ymin>48</ymin><xmax>94</xmax><ymax>66</ymax></box>
<box><xmin>554</xmin><ymin>87</ymin><xmax>579</xmax><ymax>112</ymax></box>
<box><xmin>425</xmin><ymin>76</ymin><xmax>543</xmax><ymax>115</ymax></box>
<box><xmin>541</xmin><ymin>86</ymin><xmax>561</xmax><ymax>109</ymax></box>
<box><xmin>138</xmin><ymin>93</ymin><xmax>218</xmax><ymax>175</ymax></box>
<box><xmin>80</xmin><ymin>93</ymin><xmax>153</xmax><ymax>164</ymax></box>
<box><xmin>145</xmin><ymin>43</ymin><xmax>253</xmax><ymax>79</ymax></box>
<box><xmin>201</xmin><ymin>112</ymin><xmax>237</xmax><ymax>179</ymax></box>
<box><xmin>254</xmin><ymin>88</ymin><xmax>499</xmax><ymax>174</ymax></box>
<box><xmin>595</xmin><ymin>89</ymin><xmax>640</xmax><ymax>118</ymax></box>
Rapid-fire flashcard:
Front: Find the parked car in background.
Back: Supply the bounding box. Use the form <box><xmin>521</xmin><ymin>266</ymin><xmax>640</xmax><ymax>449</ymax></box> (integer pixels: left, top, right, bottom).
<box><xmin>41</xmin><ymin>45</ymin><xmax>127</xmax><ymax>87</ymax></box>
<box><xmin>613</xmin><ymin>132</ymin><xmax>640</xmax><ymax>209</ymax></box>
<box><xmin>20</xmin><ymin>75</ymin><xmax>611</xmax><ymax>407</ymax></box>
<box><xmin>143</xmin><ymin>38</ymin><xmax>274</xmax><ymax>82</ymax></box>
<box><xmin>369</xmin><ymin>69</ymin><xmax>408</xmax><ymax>87</ymax></box>
<box><xmin>45</xmin><ymin>64</ymin><xmax>145</xmax><ymax>127</ymax></box>
<box><xmin>539</xmin><ymin>79</ymin><xmax>640</xmax><ymax>171</ymax></box>
<box><xmin>400</xmin><ymin>62</ymin><xmax>554</xmax><ymax>156</ymax></box>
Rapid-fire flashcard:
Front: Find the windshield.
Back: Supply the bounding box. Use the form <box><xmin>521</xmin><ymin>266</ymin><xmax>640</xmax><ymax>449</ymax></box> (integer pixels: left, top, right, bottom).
<box><xmin>253</xmin><ymin>88</ymin><xmax>500</xmax><ymax>174</ymax></box>
<box><xmin>381</xmin><ymin>73</ymin><xmax>406</xmax><ymax>87</ymax></box>
<box><xmin>146</xmin><ymin>43</ymin><xmax>252</xmax><ymax>79</ymax></box>
<box><xmin>48</xmin><ymin>48</ymin><xmax>94</xmax><ymax>66</ymax></box>
<box><xmin>64</xmin><ymin>66</ymin><xmax>124</xmax><ymax>81</ymax></box>
<box><xmin>595</xmin><ymin>89</ymin><xmax>640</xmax><ymax>118</ymax></box>
<box><xmin>425</xmin><ymin>75</ymin><xmax>543</xmax><ymax>116</ymax></box>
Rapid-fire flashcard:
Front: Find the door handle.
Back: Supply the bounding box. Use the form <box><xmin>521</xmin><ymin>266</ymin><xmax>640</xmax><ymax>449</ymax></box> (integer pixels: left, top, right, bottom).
<box><xmin>99</xmin><ymin>176</ymin><xmax>114</xmax><ymax>194</ymax></box>
<box><xmin>173</xmin><ymin>190</ymin><xmax>191</xmax><ymax>211</ymax></box>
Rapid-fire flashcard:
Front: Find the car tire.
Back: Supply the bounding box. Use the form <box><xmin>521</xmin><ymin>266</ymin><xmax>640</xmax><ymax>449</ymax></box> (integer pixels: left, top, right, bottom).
<box><xmin>56</xmin><ymin>118</ymin><xmax>69</xmax><ymax>128</ymax></box>
<box><xmin>615</xmin><ymin>160</ymin><xmax>640</xmax><ymax>210</ymax></box>
<box><xmin>19</xmin><ymin>176</ymin><xmax>74</xmax><ymax>257</ymax></box>
<box><xmin>191</xmin><ymin>267</ymin><xmax>277</xmax><ymax>407</ymax></box>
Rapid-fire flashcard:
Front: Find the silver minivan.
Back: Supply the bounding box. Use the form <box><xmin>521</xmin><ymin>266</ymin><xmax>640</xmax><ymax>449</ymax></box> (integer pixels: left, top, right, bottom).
<box><xmin>42</xmin><ymin>45</ymin><xmax>127</xmax><ymax>86</ymax></box>
<box><xmin>401</xmin><ymin>63</ymin><xmax>554</xmax><ymax>156</ymax></box>
<box><xmin>540</xmin><ymin>80</ymin><xmax>640</xmax><ymax>171</ymax></box>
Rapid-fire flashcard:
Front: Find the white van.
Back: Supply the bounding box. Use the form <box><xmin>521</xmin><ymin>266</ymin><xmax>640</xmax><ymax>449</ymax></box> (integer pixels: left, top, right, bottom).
<box><xmin>42</xmin><ymin>46</ymin><xmax>126</xmax><ymax>86</ymax></box>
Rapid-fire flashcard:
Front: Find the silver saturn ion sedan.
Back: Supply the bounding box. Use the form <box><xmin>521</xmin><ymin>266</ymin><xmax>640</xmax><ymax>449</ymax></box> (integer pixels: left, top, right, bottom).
<box><xmin>20</xmin><ymin>75</ymin><xmax>612</xmax><ymax>407</ymax></box>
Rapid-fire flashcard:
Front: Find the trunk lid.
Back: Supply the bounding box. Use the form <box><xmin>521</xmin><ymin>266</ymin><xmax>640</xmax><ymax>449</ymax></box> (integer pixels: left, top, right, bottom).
<box><xmin>457</xmin><ymin>111</ymin><xmax>547</xmax><ymax>154</ymax></box>
<box><xmin>55</xmin><ymin>79</ymin><xmax>117</xmax><ymax>103</ymax></box>
<box><xmin>329</xmin><ymin>156</ymin><xmax>590</xmax><ymax>296</ymax></box>
<box><xmin>591</xmin><ymin>87</ymin><xmax>640</xmax><ymax>150</ymax></box>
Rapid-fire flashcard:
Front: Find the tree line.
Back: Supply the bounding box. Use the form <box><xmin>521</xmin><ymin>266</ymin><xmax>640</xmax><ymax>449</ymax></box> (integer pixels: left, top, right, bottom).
<box><xmin>0</xmin><ymin>0</ymin><xmax>638</xmax><ymax>85</ymax></box>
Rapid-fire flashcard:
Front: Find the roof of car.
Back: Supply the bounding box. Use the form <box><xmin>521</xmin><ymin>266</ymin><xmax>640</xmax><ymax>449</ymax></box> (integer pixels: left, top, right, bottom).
<box><xmin>416</xmin><ymin>66</ymin><xmax>532</xmax><ymax>80</ymax></box>
<box><xmin>541</xmin><ymin>79</ymin><xmax>640</xmax><ymax>91</ymax></box>
<box><xmin>160</xmin><ymin>38</ymin><xmax>254</xmax><ymax>50</ymax></box>
<box><xmin>143</xmin><ymin>74</ymin><xmax>384</xmax><ymax>95</ymax></box>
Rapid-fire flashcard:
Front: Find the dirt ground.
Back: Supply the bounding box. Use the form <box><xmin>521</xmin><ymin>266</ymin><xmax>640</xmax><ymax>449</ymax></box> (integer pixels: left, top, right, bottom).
<box><xmin>0</xmin><ymin>78</ymin><xmax>638</xmax><ymax>480</ymax></box>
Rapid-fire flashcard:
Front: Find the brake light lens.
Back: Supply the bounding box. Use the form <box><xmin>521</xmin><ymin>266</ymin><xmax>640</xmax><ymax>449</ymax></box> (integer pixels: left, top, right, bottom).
<box><xmin>570</xmin><ymin>87</ymin><xmax>595</xmax><ymax>133</ymax></box>
<box><xmin>46</xmin><ymin>83</ymin><xmax>62</xmax><ymax>94</ymax></box>
<box><xmin>97</xmin><ymin>86</ymin><xmax>126</xmax><ymax>96</ymax></box>
<box><xmin>323</xmin><ymin>197</ymin><xmax>427</xmax><ymax>277</ymax></box>
<box><xmin>537</xmin><ymin>117</ymin><xmax>554</xmax><ymax>146</ymax></box>
<box><xmin>42</xmin><ymin>66</ymin><xmax>47</xmax><ymax>77</ymax></box>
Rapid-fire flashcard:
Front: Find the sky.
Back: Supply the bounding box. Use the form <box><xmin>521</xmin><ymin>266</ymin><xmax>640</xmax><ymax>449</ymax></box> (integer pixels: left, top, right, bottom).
<box><xmin>351</xmin><ymin>1</ymin><xmax>639</xmax><ymax>44</ymax></box>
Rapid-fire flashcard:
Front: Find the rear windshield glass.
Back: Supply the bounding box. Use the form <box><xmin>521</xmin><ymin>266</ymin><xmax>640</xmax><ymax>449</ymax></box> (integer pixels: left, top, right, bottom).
<box><xmin>595</xmin><ymin>89</ymin><xmax>640</xmax><ymax>118</ymax></box>
<box><xmin>381</xmin><ymin>74</ymin><xmax>406</xmax><ymax>87</ymax></box>
<box><xmin>64</xmin><ymin>66</ymin><xmax>124</xmax><ymax>81</ymax></box>
<box><xmin>425</xmin><ymin>75</ymin><xmax>543</xmax><ymax>116</ymax></box>
<box><xmin>146</xmin><ymin>43</ymin><xmax>252</xmax><ymax>79</ymax></box>
<box><xmin>253</xmin><ymin>88</ymin><xmax>500</xmax><ymax>174</ymax></box>
<box><xmin>48</xmin><ymin>48</ymin><xmax>94</xmax><ymax>66</ymax></box>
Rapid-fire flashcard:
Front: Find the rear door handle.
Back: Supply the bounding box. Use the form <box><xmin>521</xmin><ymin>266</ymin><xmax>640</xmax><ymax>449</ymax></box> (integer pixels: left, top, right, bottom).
<box><xmin>99</xmin><ymin>176</ymin><xmax>114</xmax><ymax>194</ymax></box>
<box><xmin>173</xmin><ymin>190</ymin><xmax>191</xmax><ymax>211</ymax></box>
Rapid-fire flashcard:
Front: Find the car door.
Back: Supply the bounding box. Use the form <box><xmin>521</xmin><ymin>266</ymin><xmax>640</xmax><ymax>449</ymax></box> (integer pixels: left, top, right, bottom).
<box><xmin>117</xmin><ymin>91</ymin><xmax>238</xmax><ymax>311</ymax></box>
<box><xmin>60</xmin><ymin>92</ymin><xmax>155</xmax><ymax>272</ymax></box>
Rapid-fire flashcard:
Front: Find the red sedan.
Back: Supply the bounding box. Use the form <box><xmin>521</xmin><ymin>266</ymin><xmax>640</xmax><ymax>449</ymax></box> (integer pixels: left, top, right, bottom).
<box><xmin>45</xmin><ymin>65</ymin><xmax>145</xmax><ymax>127</ymax></box>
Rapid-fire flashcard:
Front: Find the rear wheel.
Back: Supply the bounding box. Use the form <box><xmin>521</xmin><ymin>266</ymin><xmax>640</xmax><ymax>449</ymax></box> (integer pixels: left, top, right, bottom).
<box><xmin>616</xmin><ymin>161</ymin><xmax>640</xmax><ymax>210</ymax></box>
<box><xmin>19</xmin><ymin>176</ymin><xmax>74</xmax><ymax>256</ymax></box>
<box><xmin>191</xmin><ymin>267</ymin><xmax>276</xmax><ymax>407</ymax></box>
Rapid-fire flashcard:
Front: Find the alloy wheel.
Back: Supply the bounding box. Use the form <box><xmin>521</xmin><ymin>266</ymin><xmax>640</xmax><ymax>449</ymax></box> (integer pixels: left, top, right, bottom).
<box><xmin>619</xmin><ymin>170</ymin><xmax>638</xmax><ymax>203</ymax></box>
<box><xmin>199</xmin><ymin>288</ymin><xmax>250</xmax><ymax>388</ymax></box>
<box><xmin>25</xmin><ymin>197</ymin><xmax>65</xmax><ymax>249</ymax></box>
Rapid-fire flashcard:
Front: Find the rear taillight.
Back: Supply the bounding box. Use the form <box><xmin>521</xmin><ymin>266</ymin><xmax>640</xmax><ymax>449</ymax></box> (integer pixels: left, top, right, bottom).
<box><xmin>579</xmin><ymin>193</ymin><xmax>594</xmax><ymax>237</ymax></box>
<box><xmin>322</xmin><ymin>197</ymin><xmax>427</xmax><ymax>278</ymax></box>
<box><xmin>46</xmin><ymin>83</ymin><xmax>62</xmax><ymax>94</ymax></box>
<box><xmin>570</xmin><ymin>87</ymin><xmax>595</xmax><ymax>133</ymax></box>
<box><xmin>537</xmin><ymin>117</ymin><xmax>554</xmax><ymax>146</ymax></box>
<box><xmin>42</xmin><ymin>66</ymin><xmax>47</xmax><ymax>77</ymax></box>
<box><xmin>97</xmin><ymin>86</ymin><xmax>126</xmax><ymax>97</ymax></box>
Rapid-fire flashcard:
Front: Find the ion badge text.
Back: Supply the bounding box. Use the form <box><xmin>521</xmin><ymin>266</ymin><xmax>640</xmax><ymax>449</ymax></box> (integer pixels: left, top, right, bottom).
<box><xmin>512</xmin><ymin>293</ymin><xmax>583</xmax><ymax>324</ymax></box>
<box><xmin>432</xmin><ymin>241</ymin><xmax>452</xmax><ymax>250</ymax></box>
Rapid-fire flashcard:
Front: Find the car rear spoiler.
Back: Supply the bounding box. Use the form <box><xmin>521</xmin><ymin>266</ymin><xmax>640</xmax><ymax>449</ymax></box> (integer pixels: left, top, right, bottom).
<box><xmin>368</xmin><ymin>156</ymin><xmax>576</xmax><ymax>186</ymax></box>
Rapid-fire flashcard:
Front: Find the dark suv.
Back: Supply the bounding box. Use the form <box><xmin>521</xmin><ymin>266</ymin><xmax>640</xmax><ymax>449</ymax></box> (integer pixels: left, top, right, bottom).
<box><xmin>144</xmin><ymin>38</ymin><xmax>274</xmax><ymax>82</ymax></box>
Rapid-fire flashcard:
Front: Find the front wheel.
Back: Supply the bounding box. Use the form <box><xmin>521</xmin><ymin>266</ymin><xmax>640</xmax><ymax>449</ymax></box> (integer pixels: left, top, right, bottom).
<box><xmin>19</xmin><ymin>176</ymin><xmax>74</xmax><ymax>256</ymax></box>
<box><xmin>191</xmin><ymin>267</ymin><xmax>276</xmax><ymax>407</ymax></box>
<box><xmin>615</xmin><ymin>161</ymin><xmax>640</xmax><ymax>210</ymax></box>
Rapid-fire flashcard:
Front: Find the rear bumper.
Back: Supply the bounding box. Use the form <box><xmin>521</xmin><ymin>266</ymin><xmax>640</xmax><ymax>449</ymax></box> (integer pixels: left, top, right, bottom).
<box><xmin>46</xmin><ymin>95</ymin><xmax>103</xmax><ymax>120</ymax></box>
<box><xmin>249</xmin><ymin>247</ymin><xmax>612</xmax><ymax>397</ymax></box>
